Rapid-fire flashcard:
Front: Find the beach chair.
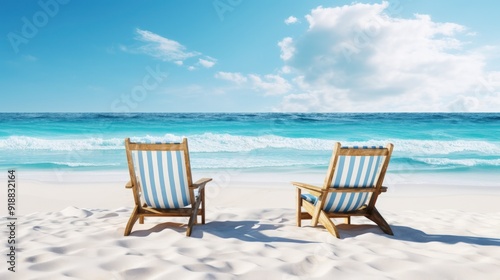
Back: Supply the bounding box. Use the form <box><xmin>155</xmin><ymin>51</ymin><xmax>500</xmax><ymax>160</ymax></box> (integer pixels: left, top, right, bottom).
<box><xmin>124</xmin><ymin>138</ymin><xmax>212</xmax><ymax>236</ymax></box>
<box><xmin>293</xmin><ymin>142</ymin><xmax>394</xmax><ymax>238</ymax></box>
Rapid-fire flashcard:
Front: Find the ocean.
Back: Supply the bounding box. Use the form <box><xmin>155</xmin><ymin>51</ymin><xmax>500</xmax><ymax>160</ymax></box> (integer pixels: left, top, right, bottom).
<box><xmin>1</xmin><ymin>113</ymin><xmax>499</xmax><ymax>186</ymax></box>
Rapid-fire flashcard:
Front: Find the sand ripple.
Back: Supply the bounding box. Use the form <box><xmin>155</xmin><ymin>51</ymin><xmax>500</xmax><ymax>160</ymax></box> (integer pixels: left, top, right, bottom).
<box><xmin>2</xmin><ymin>206</ymin><xmax>500</xmax><ymax>280</ymax></box>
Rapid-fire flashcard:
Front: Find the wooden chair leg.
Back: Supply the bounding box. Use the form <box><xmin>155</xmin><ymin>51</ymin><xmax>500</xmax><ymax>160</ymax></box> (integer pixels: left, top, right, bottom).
<box><xmin>124</xmin><ymin>205</ymin><xmax>140</xmax><ymax>236</ymax></box>
<box><xmin>139</xmin><ymin>203</ymin><xmax>146</xmax><ymax>224</ymax></box>
<box><xmin>302</xmin><ymin>200</ymin><xmax>340</xmax><ymax>237</ymax></box>
<box><xmin>366</xmin><ymin>207</ymin><xmax>393</xmax><ymax>235</ymax></box>
<box><xmin>186</xmin><ymin>213</ymin><xmax>195</xmax><ymax>237</ymax></box>
<box><xmin>201</xmin><ymin>188</ymin><xmax>206</xmax><ymax>225</ymax></box>
<box><xmin>186</xmin><ymin>193</ymin><xmax>203</xmax><ymax>237</ymax></box>
<box><xmin>318</xmin><ymin>210</ymin><xmax>340</xmax><ymax>238</ymax></box>
<box><xmin>296</xmin><ymin>188</ymin><xmax>302</xmax><ymax>227</ymax></box>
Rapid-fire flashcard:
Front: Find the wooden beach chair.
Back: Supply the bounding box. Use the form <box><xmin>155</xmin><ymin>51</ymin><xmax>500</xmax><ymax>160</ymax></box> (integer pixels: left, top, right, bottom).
<box><xmin>293</xmin><ymin>142</ymin><xmax>394</xmax><ymax>238</ymax></box>
<box><xmin>124</xmin><ymin>138</ymin><xmax>212</xmax><ymax>236</ymax></box>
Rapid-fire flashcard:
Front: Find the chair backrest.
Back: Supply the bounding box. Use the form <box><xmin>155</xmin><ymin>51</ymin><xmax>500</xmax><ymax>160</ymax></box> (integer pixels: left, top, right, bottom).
<box><xmin>322</xmin><ymin>143</ymin><xmax>393</xmax><ymax>213</ymax></box>
<box><xmin>125</xmin><ymin>138</ymin><xmax>194</xmax><ymax>209</ymax></box>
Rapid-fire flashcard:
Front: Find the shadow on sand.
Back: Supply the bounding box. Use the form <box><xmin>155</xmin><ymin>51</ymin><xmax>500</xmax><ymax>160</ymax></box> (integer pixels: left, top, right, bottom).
<box><xmin>338</xmin><ymin>223</ymin><xmax>500</xmax><ymax>246</ymax></box>
<box><xmin>129</xmin><ymin>222</ymin><xmax>187</xmax><ymax>237</ymax></box>
<box><xmin>389</xmin><ymin>225</ymin><xmax>500</xmax><ymax>246</ymax></box>
<box><xmin>192</xmin><ymin>220</ymin><xmax>315</xmax><ymax>244</ymax></box>
<box><xmin>130</xmin><ymin>220</ymin><xmax>314</xmax><ymax>244</ymax></box>
<box><xmin>130</xmin><ymin>219</ymin><xmax>500</xmax><ymax>247</ymax></box>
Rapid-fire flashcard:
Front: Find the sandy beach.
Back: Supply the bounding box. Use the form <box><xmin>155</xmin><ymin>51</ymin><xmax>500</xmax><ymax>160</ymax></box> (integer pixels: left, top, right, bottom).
<box><xmin>4</xmin><ymin>0</ymin><xmax>500</xmax><ymax>277</ymax></box>
<box><xmin>1</xmin><ymin>170</ymin><xmax>499</xmax><ymax>280</ymax></box>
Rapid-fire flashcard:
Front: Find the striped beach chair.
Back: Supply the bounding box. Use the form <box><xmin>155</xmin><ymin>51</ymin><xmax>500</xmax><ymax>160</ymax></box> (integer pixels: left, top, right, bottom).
<box><xmin>124</xmin><ymin>138</ymin><xmax>212</xmax><ymax>236</ymax></box>
<box><xmin>293</xmin><ymin>142</ymin><xmax>394</xmax><ymax>238</ymax></box>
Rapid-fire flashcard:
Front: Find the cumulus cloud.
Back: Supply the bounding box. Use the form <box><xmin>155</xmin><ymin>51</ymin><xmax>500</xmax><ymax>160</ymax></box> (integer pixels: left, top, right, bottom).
<box><xmin>278</xmin><ymin>37</ymin><xmax>295</xmax><ymax>61</ymax></box>
<box><xmin>281</xmin><ymin>65</ymin><xmax>292</xmax><ymax>74</ymax></box>
<box><xmin>275</xmin><ymin>2</ymin><xmax>500</xmax><ymax>112</ymax></box>
<box><xmin>215</xmin><ymin>72</ymin><xmax>248</xmax><ymax>84</ymax></box>
<box><xmin>284</xmin><ymin>16</ymin><xmax>299</xmax><ymax>25</ymax></box>
<box><xmin>199</xmin><ymin>57</ymin><xmax>217</xmax><ymax>68</ymax></box>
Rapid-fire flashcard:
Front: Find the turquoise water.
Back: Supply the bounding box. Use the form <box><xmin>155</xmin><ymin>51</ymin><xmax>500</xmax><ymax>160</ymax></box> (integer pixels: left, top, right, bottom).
<box><xmin>1</xmin><ymin>113</ymin><xmax>499</xmax><ymax>181</ymax></box>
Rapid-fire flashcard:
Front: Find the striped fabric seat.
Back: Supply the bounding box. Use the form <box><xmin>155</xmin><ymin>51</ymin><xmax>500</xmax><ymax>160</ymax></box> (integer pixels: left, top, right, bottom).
<box><xmin>293</xmin><ymin>142</ymin><xmax>394</xmax><ymax>238</ymax></box>
<box><xmin>301</xmin><ymin>148</ymin><xmax>384</xmax><ymax>213</ymax></box>
<box><xmin>323</xmin><ymin>151</ymin><xmax>384</xmax><ymax>212</ymax></box>
<box><xmin>132</xmin><ymin>150</ymin><xmax>191</xmax><ymax>209</ymax></box>
<box><xmin>123</xmin><ymin>137</ymin><xmax>212</xmax><ymax>237</ymax></box>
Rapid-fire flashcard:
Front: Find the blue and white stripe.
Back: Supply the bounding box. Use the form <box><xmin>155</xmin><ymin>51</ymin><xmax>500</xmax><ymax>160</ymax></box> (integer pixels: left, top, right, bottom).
<box><xmin>132</xmin><ymin>150</ymin><xmax>191</xmax><ymax>209</ymax></box>
<box><xmin>322</xmin><ymin>153</ymin><xmax>384</xmax><ymax>213</ymax></box>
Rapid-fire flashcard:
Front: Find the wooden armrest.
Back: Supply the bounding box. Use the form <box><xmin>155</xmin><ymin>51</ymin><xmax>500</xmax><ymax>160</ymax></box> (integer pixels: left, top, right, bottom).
<box><xmin>292</xmin><ymin>181</ymin><xmax>323</xmax><ymax>192</ymax></box>
<box><xmin>125</xmin><ymin>181</ymin><xmax>133</xmax><ymax>189</ymax></box>
<box><xmin>191</xmin><ymin>177</ymin><xmax>212</xmax><ymax>189</ymax></box>
<box><xmin>293</xmin><ymin>182</ymin><xmax>323</xmax><ymax>197</ymax></box>
<box><xmin>380</xmin><ymin>186</ymin><xmax>388</xmax><ymax>192</ymax></box>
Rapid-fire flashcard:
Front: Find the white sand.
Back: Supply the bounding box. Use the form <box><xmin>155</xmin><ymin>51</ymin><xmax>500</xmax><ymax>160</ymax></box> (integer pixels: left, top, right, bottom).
<box><xmin>2</xmin><ymin>171</ymin><xmax>500</xmax><ymax>279</ymax></box>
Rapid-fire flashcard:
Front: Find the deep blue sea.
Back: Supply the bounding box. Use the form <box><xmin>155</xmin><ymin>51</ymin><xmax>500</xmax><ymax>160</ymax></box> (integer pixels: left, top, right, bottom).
<box><xmin>1</xmin><ymin>113</ymin><xmax>499</xmax><ymax>185</ymax></box>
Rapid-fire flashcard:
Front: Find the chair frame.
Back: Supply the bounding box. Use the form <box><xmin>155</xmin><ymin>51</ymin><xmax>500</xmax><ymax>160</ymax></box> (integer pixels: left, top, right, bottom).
<box><xmin>124</xmin><ymin>137</ymin><xmax>212</xmax><ymax>236</ymax></box>
<box><xmin>293</xmin><ymin>142</ymin><xmax>394</xmax><ymax>238</ymax></box>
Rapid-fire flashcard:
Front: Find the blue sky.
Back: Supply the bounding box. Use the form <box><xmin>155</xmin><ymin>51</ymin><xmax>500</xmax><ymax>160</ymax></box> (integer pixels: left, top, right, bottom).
<box><xmin>2</xmin><ymin>0</ymin><xmax>500</xmax><ymax>112</ymax></box>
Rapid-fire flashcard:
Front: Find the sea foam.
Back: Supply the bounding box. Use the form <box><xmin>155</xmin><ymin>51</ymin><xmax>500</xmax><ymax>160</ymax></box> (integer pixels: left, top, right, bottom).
<box><xmin>1</xmin><ymin>134</ymin><xmax>499</xmax><ymax>156</ymax></box>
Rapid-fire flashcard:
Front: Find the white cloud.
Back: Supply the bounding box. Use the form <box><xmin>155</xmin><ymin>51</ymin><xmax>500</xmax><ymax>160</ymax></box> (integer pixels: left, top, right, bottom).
<box><xmin>275</xmin><ymin>2</ymin><xmax>500</xmax><ymax>112</ymax></box>
<box><xmin>215</xmin><ymin>72</ymin><xmax>248</xmax><ymax>84</ymax></box>
<box><xmin>284</xmin><ymin>16</ymin><xmax>299</xmax><ymax>25</ymax></box>
<box><xmin>199</xmin><ymin>57</ymin><xmax>217</xmax><ymax>68</ymax></box>
<box><xmin>278</xmin><ymin>37</ymin><xmax>295</xmax><ymax>61</ymax></box>
<box><xmin>249</xmin><ymin>74</ymin><xmax>292</xmax><ymax>95</ymax></box>
<box><xmin>215</xmin><ymin>72</ymin><xmax>292</xmax><ymax>95</ymax></box>
<box><xmin>135</xmin><ymin>29</ymin><xmax>200</xmax><ymax>62</ymax></box>
<box><xmin>132</xmin><ymin>29</ymin><xmax>218</xmax><ymax>71</ymax></box>
<box><xmin>281</xmin><ymin>66</ymin><xmax>292</xmax><ymax>74</ymax></box>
